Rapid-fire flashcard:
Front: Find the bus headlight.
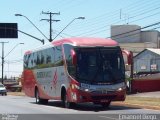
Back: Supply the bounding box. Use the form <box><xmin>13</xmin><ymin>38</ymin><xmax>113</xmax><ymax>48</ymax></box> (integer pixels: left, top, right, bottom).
<box><xmin>117</xmin><ymin>86</ymin><xmax>126</xmax><ymax>91</ymax></box>
<box><xmin>84</xmin><ymin>89</ymin><xmax>89</xmax><ymax>92</ymax></box>
<box><xmin>71</xmin><ymin>84</ymin><xmax>80</xmax><ymax>90</ymax></box>
<box><xmin>117</xmin><ymin>87</ymin><xmax>123</xmax><ymax>91</ymax></box>
<box><xmin>79</xmin><ymin>87</ymin><xmax>91</xmax><ymax>92</ymax></box>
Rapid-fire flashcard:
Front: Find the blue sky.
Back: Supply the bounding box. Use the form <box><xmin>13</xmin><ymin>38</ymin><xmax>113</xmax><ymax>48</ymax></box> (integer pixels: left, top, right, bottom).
<box><xmin>0</xmin><ymin>0</ymin><xmax>160</xmax><ymax>78</ymax></box>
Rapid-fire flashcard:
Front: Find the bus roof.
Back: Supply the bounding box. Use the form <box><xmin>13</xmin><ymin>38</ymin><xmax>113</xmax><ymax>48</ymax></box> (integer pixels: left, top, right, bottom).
<box><xmin>52</xmin><ymin>37</ymin><xmax>118</xmax><ymax>46</ymax></box>
<box><xmin>24</xmin><ymin>37</ymin><xmax>118</xmax><ymax>55</ymax></box>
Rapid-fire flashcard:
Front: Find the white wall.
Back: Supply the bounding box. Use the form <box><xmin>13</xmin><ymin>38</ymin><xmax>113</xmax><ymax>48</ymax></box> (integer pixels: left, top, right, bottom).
<box><xmin>111</xmin><ymin>25</ymin><xmax>141</xmax><ymax>43</ymax></box>
<box><xmin>141</xmin><ymin>30</ymin><xmax>159</xmax><ymax>43</ymax></box>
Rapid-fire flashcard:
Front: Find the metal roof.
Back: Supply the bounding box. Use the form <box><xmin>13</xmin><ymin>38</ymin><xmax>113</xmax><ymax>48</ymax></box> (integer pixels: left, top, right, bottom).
<box><xmin>146</xmin><ymin>48</ymin><xmax>160</xmax><ymax>55</ymax></box>
<box><xmin>134</xmin><ymin>48</ymin><xmax>160</xmax><ymax>58</ymax></box>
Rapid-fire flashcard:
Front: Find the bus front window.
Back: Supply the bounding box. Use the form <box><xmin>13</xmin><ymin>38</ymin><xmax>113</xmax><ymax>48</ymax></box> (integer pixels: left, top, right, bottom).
<box><xmin>75</xmin><ymin>47</ymin><xmax>125</xmax><ymax>85</ymax></box>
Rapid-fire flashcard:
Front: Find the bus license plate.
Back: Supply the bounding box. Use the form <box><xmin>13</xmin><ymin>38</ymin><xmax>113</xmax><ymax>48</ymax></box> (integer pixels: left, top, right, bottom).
<box><xmin>100</xmin><ymin>100</ymin><xmax>109</xmax><ymax>102</ymax></box>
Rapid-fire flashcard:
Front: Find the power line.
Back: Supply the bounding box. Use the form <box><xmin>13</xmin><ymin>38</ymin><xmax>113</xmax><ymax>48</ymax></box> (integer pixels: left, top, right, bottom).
<box><xmin>5</xmin><ymin>59</ymin><xmax>23</xmax><ymax>64</ymax></box>
<box><xmin>67</xmin><ymin>0</ymin><xmax>160</xmax><ymax>36</ymax></box>
<box><xmin>74</xmin><ymin>9</ymin><xmax>160</xmax><ymax>37</ymax></box>
<box><xmin>129</xmin><ymin>11</ymin><xmax>160</xmax><ymax>23</ymax></box>
<box><xmin>35</xmin><ymin>0</ymin><xmax>160</xmax><ymax>38</ymax></box>
<box><xmin>109</xmin><ymin>21</ymin><xmax>160</xmax><ymax>40</ymax></box>
<box><xmin>2</xmin><ymin>70</ymin><xmax>22</xmax><ymax>73</ymax></box>
<box><xmin>68</xmin><ymin>0</ymin><xmax>155</xmax><ymax>30</ymax></box>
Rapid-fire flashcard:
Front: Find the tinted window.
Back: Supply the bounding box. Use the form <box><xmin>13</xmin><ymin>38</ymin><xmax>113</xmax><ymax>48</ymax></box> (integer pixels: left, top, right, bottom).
<box><xmin>75</xmin><ymin>47</ymin><xmax>125</xmax><ymax>84</ymax></box>
<box><xmin>24</xmin><ymin>54</ymin><xmax>29</xmax><ymax>69</ymax></box>
<box><xmin>55</xmin><ymin>46</ymin><xmax>63</xmax><ymax>66</ymax></box>
<box><xmin>63</xmin><ymin>44</ymin><xmax>76</xmax><ymax>77</ymax></box>
<box><xmin>24</xmin><ymin>46</ymin><xmax>63</xmax><ymax>69</ymax></box>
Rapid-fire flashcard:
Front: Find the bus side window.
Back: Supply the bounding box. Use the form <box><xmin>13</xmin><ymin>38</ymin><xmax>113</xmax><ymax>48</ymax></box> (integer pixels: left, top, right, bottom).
<box><xmin>24</xmin><ymin>55</ymin><xmax>29</xmax><ymax>68</ymax></box>
<box><xmin>40</xmin><ymin>52</ymin><xmax>45</xmax><ymax>64</ymax></box>
<box><xmin>28</xmin><ymin>54</ymin><xmax>32</xmax><ymax>68</ymax></box>
<box><xmin>33</xmin><ymin>52</ymin><xmax>37</xmax><ymax>67</ymax></box>
<box><xmin>55</xmin><ymin>46</ymin><xmax>63</xmax><ymax>66</ymax></box>
<box><xmin>63</xmin><ymin>44</ymin><xmax>76</xmax><ymax>77</ymax></box>
<box><xmin>46</xmin><ymin>55</ymin><xmax>51</xmax><ymax>64</ymax></box>
<box><xmin>37</xmin><ymin>52</ymin><xmax>41</xmax><ymax>65</ymax></box>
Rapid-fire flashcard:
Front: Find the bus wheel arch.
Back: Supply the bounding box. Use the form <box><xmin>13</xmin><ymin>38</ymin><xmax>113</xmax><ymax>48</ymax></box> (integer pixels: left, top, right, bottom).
<box><xmin>35</xmin><ymin>86</ymin><xmax>48</xmax><ymax>104</ymax></box>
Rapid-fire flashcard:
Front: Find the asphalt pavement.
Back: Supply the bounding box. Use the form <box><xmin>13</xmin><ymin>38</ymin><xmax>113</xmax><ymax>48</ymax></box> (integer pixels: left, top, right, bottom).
<box><xmin>0</xmin><ymin>95</ymin><xmax>159</xmax><ymax>114</ymax></box>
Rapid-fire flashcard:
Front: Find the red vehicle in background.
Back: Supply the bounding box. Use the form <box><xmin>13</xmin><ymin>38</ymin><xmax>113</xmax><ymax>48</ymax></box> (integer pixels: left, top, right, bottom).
<box><xmin>22</xmin><ymin>37</ymin><xmax>126</xmax><ymax>108</ymax></box>
<box><xmin>122</xmin><ymin>49</ymin><xmax>133</xmax><ymax>91</ymax></box>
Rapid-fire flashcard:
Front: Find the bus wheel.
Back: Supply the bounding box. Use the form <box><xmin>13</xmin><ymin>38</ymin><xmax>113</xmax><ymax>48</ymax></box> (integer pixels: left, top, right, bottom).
<box><xmin>35</xmin><ymin>89</ymin><xmax>48</xmax><ymax>104</ymax></box>
<box><xmin>62</xmin><ymin>91</ymin><xmax>71</xmax><ymax>108</ymax></box>
<box><xmin>35</xmin><ymin>89</ymin><xmax>39</xmax><ymax>104</ymax></box>
<box><xmin>101</xmin><ymin>101</ymin><xmax>111</xmax><ymax>108</ymax></box>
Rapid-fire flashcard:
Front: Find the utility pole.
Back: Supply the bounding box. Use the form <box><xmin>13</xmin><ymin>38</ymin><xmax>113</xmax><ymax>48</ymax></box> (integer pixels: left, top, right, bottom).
<box><xmin>0</xmin><ymin>42</ymin><xmax>9</xmax><ymax>84</ymax></box>
<box><xmin>41</xmin><ymin>11</ymin><xmax>60</xmax><ymax>42</ymax></box>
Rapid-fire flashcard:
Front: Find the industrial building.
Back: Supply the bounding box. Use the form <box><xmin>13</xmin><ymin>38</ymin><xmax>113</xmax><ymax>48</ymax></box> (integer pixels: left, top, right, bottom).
<box><xmin>111</xmin><ymin>25</ymin><xmax>159</xmax><ymax>55</ymax></box>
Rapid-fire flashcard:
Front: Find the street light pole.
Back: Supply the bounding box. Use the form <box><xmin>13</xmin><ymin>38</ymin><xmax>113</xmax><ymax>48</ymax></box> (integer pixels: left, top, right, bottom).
<box><xmin>4</xmin><ymin>43</ymin><xmax>24</xmax><ymax>58</ymax></box>
<box><xmin>17</xmin><ymin>29</ymin><xmax>44</xmax><ymax>45</ymax></box>
<box><xmin>15</xmin><ymin>14</ymin><xmax>48</xmax><ymax>43</ymax></box>
<box><xmin>53</xmin><ymin>17</ymin><xmax>85</xmax><ymax>40</ymax></box>
<box><xmin>0</xmin><ymin>42</ymin><xmax>9</xmax><ymax>84</ymax></box>
<box><xmin>0</xmin><ymin>42</ymin><xmax>24</xmax><ymax>84</ymax></box>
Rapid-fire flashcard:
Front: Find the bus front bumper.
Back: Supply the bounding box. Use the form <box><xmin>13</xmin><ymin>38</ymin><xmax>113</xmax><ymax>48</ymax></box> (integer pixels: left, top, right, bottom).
<box><xmin>70</xmin><ymin>89</ymin><xmax>126</xmax><ymax>103</ymax></box>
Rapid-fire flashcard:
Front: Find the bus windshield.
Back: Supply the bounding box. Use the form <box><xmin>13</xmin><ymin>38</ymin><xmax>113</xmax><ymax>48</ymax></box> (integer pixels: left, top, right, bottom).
<box><xmin>75</xmin><ymin>47</ymin><xmax>125</xmax><ymax>85</ymax></box>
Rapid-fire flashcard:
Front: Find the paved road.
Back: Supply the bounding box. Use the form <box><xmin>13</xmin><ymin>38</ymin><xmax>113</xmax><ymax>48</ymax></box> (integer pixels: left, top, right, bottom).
<box><xmin>0</xmin><ymin>95</ymin><xmax>159</xmax><ymax>120</ymax></box>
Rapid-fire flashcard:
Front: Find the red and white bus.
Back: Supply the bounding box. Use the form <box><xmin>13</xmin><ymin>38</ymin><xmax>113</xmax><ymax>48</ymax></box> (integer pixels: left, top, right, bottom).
<box><xmin>22</xmin><ymin>37</ymin><xmax>126</xmax><ymax>108</ymax></box>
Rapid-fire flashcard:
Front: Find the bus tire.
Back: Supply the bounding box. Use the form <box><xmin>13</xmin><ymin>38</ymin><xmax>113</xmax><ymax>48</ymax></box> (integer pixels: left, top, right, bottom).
<box><xmin>35</xmin><ymin>89</ymin><xmax>48</xmax><ymax>104</ymax></box>
<box><xmin>35</xmin><ymin>89</ymin><xmax>39</xmax><ymax>104</ymax></box>
<box><xmin>62</xmin><ymin>90</ymin><xmax>71</xmax><ymax>108</ymax></box>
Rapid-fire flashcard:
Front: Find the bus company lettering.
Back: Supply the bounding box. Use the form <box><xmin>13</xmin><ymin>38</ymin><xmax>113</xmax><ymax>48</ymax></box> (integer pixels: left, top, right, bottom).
<box><xmin>37</xmin><ymin>71</ymin><xmax>52</xmax><ymax>79</ymax></box>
